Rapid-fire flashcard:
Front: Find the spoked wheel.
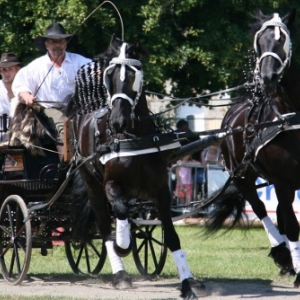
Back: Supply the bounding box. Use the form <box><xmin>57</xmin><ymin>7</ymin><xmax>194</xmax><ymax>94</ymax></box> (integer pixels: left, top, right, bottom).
<box><xmin>0</xmin><ymin>195</ymin><xmax>32</xmax><ymax>285</ymax></box>
<box><xmin>131</xmin><ymin>222</ymin><xmax>167</xmax><ymax>276</ymax></box>
<box><xmin>65</xmin><ymin>235</ymin><xmax>107</xmax><ymax>275</ymax></box>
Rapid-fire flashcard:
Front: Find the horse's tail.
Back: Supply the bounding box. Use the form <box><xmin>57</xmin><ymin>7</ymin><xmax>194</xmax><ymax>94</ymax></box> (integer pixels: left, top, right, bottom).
<box><xmin>61</xmin><ymin>169</ymin><xmax>96</xmax><ymax>241</ymax></box>
<box><xmin>205</xmin><ymin>180</ymin><xmax>248</xmax><ymax>234</ymax></box>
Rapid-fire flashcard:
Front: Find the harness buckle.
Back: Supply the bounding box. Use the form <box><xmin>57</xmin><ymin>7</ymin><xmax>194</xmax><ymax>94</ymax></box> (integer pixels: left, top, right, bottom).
<box><xmin>113</xmin><ymin>138</ymin><xmax>120</xmax><ymax>152</ymax></box>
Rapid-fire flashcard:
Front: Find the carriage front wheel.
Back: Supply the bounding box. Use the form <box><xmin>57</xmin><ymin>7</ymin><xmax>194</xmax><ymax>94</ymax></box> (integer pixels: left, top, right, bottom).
<box><xmin>65</xmin><ymin>233</ymin><xmax>107</xmax><ymax>275</ymax></box>
<box><xmin>0</xmin><ymin>195</ymin><xmax>32</xmax><ymax>285</ymax></box>
<box><xmin>131</xmin><ymin>223</ymin><xmax>167</xmax><ymax>276</ymax></box>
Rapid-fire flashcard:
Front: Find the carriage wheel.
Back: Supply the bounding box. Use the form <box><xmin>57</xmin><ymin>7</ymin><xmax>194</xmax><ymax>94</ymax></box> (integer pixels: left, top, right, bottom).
<box><xmin>65</xmin><ymin>236</ymin><xmax>107</xmax><ymax>275</ymax></box>
<box><xmin>131</xmin><ymin>223</ymin><xmax>167</xmax><ymax>276</ymax></box>
<box><xmin>0</xmin><ymin>195</ymin><xmax>32</xmax><ymax>285</ymax></box>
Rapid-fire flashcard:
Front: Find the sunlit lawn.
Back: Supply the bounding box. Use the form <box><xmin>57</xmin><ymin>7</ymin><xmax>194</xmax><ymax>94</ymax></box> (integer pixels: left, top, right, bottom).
<box><xmin>0</xmin><ymin>225</ymin><xmax>295</xmax><ymax>299</ymax></box>
<box><xmin>25</xmin><ymin>226</ymin><xmax>291</xmax><ymax>282</ymax></box>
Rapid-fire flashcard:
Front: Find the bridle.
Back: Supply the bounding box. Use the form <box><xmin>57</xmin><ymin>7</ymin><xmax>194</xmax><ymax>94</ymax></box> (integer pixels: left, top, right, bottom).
<box><xmin>103</xmin><ymin>43</ymin><xmax>143</xmax><ymax>119</ymax></box>
<box><xmin>253</xmin><ymin>13</ymin><xmax>292</xmax><ymax>80</ymax></box>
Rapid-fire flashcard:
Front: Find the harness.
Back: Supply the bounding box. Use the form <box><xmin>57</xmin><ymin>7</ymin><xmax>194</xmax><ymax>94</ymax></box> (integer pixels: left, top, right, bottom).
<box><xmin>103</xmin><ymin>43</ymin><xmax>143</xmax><ymax>120</ymax></box>
<box><xmin>253</xmin><ymin>13</ymin><xmax>292</xmax><ymax>80</ymax></box>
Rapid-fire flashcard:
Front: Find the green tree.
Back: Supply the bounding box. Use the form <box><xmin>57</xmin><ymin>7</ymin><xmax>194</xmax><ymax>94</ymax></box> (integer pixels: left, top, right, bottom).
<box><xmin>0</xmin><ymin>0</ymin><xmax>299</xmax><ymax>97</ymax></box>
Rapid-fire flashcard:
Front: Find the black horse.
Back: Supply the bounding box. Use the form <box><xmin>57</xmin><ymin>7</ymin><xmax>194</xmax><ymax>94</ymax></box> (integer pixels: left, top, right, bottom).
<box><xmin>205</xmin><ymin>9</ymin><xmax>300</xmax><ymax>287</ymax></box>
<box><xmin>70</xmin><ymin>36</ymin><xmax>205</xmax><ymax>298</ymax></box>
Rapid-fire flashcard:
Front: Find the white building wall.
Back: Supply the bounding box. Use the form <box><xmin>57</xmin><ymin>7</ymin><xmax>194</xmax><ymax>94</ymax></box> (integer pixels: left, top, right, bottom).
<box><xmin>175</xmin><ymin>104</ymin><xmax>205</xmax><ymax>132</ymax></box>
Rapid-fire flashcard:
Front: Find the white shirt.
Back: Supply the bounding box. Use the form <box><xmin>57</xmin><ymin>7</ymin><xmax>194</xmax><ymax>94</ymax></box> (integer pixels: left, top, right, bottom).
<box><xmin>12</xmin><ymin>52</ymin><xmax>91</xmax><ymax>108</ymax></box>
<box><xmin>0</xmin><ymin>80</ymin><xmax>11</xmax><ymax>115</ymax></box>
<box><xmin>0</xmin><ymin>80</ymin><xmax>11</xmax><ymax>142</ymax></box>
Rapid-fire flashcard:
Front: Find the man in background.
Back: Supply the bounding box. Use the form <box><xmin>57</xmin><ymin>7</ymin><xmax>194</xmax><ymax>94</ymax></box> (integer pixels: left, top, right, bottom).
<box><xmin>0</xmin><ymin>53</ymin><xmax>22</xmax><ymax>142</ymax></box>
<box><xmin>0</xmin><ymin>52</ymin><xmax>22</xmax><ymax>115</ymax></box>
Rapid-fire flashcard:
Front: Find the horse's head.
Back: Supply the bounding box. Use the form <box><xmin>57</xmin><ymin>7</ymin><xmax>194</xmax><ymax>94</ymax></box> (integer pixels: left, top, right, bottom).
<box><xmin>103</xmin><ymin>36</ymin><xmax>147</xmax><ymax>134</ymax></box>
<box><xmin>252</xmin><ymin>9</ymin><xmax>296</xmax><ymax>94</ymax></box>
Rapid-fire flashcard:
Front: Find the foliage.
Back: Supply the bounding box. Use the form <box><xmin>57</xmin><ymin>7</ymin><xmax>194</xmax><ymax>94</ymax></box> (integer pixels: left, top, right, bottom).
<box><xmin>0</xmin><ymin>0</ymin><xmax>299</xmax><ymax>98</ymax></box>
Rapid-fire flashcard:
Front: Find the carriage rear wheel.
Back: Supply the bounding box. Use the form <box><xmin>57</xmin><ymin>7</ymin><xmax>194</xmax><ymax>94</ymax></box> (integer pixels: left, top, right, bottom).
<box><xmin>0</xmin><ymin>195</ymin><xmax>32</xmax><ymax>285</ymax></box>
<box><xmin>131</xmin><ymin>223</ymin><xmax>167</xmax><ymax>276</ymax></box>
<box><xmin>65</xmin><ymin>235</ymin><xmax>107</xmax><ymax>275</ymax></box>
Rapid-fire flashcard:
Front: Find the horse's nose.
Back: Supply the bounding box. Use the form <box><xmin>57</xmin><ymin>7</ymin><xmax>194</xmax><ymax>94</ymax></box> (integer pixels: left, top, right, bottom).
<box><xmin>260</xmin><ymin>69</ymin><xmax>278</xmax><ymax>94</ymax></box>
<box><xmin>260</xmin><ymin>58</ymin><xmax>279</xmax><ymax>94</ymax></box>
<box><xmin>111</xmin><ymin>117</ymin><xmax>127</xmax><ymax>133</ymax></box>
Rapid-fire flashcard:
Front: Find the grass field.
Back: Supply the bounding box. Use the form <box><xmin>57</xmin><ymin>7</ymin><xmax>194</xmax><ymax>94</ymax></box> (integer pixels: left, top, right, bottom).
<box><xmin>0</xmin><ymin>225</ymin><xmax>295</xmax><ymax>299</ymax></box>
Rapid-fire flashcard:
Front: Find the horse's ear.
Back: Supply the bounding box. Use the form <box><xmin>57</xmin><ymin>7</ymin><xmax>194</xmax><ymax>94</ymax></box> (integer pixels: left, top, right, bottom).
<box><xmin>110</xmin><ymin>34</ymin><xmax>123</xmax><ymax>50</ymax></box>
<box><xmin>282</xmin><ymin>8</ymin><xmax>296</xmax><ymax>28</ymax></box>
<box><xmin>256</xmin><ymin>10</ymin><xmax>264</xmax><ymax>18</ymax></box>
<box><xmin>133</xmin><ymin>40</ymin><xmax>149</xmax><ymax>61</ymax></box>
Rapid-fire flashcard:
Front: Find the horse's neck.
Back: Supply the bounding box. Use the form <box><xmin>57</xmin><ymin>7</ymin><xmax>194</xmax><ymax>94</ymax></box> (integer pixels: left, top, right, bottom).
<box><xmin>281</xmin><ymin>59</ymin><xmax>300</xmax><ymax>110</ymax></box>
<box><xmin>131</xmin><ymin>95</ymin><xmax>157</xmax><ymax>136</ymax></box>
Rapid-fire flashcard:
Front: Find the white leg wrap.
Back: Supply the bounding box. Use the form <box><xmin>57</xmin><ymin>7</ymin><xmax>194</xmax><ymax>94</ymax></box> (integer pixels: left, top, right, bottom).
<box><xmin>261</xmin><ymin>216</ymin><xmax>284</xmax><ymax>247</ymax></box>
<box><xmin>105</xmin><ymin>240</ymin><xmax>125</xmax><ymax>274</ymax></box>
<box><xmin>172</xmin><ymin>249</ymin><xmax>193</xmax><ymax>282</ymax></box>
<box><xmin>281</xmin><ymin>234</ymin><xmax>290</xmax><ymax>250</ymax></box>
<box><xmin>116</xmin><ymin>219</ymin><xmax>130</xmax><ymax>249</ymax></box>
<box><xmin>289</xmin><ymin>241</ymin><xmax>300</xmax><ymax>274</ymax></box>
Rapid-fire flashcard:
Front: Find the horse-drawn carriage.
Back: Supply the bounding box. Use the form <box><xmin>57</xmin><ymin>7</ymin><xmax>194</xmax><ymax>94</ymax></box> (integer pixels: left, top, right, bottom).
<box><xmin>0</xmin><ymin>117</ymin><xmax>165</xmax><ymax>285</ymax></box>
<box><xmin>0</xmin><ymin>110</ymin><xmax>225</xmax><ymax>287</ymax></box>
<box><xmin>0</xmin><ymin>8</ymin><xmax>300</xmax><ymax>299</ymax></box>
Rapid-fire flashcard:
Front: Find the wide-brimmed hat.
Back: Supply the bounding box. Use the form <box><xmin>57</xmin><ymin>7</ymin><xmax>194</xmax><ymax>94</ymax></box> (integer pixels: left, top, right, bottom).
<box><xmin>0</xmin><ymin>52</ymin><xmax>22</xmax><ymax>68</ymax></box>
<box><xmin>34</xmin><ymin>22</ymin><xmax>77</xmax><ymax>52</ymax></box>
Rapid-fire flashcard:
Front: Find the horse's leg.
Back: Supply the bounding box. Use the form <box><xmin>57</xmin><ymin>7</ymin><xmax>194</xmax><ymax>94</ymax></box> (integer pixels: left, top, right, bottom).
<box><xmin>83</xmin><ymin>173</ymin><xmax>132</xmax><ymax>289</ymax></box>
<box><xmin>276</xmin><ymin>205</ymin><xmax>290</xmax><ymax>247</ymax></box>
<box><xmin>276</xmin><ymin>204</ymin><xmax>296</xmax><ymax>276</ymax></box>
<box><xmin>105</xmin><ymin>180</ymin><xmax>132</xmax><ymax>256</ymax></box>
<box><xmin>104</xmin><ymin>180</ymin><xmax>133</xmax><ymax>289</ymax></box>
<box><xmin>275</xmin><ymin>184</ymin><xmax>300</xmax><ymax>287</ymax></box>
<box><xmin>234</xmin><ymin>177</ymin><xmax>291</xmax><ymax>270</ymax></box>
<box><xmin>155</xmin><ymin>185</ymin><xmax>205</xmax><ymax>298</ymax></box>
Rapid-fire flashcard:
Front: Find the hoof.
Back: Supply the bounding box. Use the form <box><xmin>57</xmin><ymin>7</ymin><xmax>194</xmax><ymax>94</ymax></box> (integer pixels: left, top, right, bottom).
<box><xmin>113</xmin><ymin>240</ymin><xmax>132</xmax><ymax>257</ymax></box>
<box><xmin>268</xmin><ymin>242</ymin><xmax>293</xmax><ymax>272</ymax></box>
<box><xmin>294</xmin><ymin>273</ymin><xmax>300</xmax><ymax>288</ymax></box>
<box><xmin>279</xmin><ymin>268</ymin><xmax>296</xmax><ymax>276</ymax></box>
<box><xmin>181</xmin><ymin>278</ymin><xmax>206</xmax><ymax>299</ymax></box>
<box><xmin>112</xmin><ymin>270</ymin><xmax>133</xmax><ymax>290</ymax></box>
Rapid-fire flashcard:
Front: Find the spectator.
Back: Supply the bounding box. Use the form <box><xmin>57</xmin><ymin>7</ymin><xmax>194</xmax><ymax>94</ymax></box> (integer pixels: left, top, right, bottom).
<box><xmin>0</xmin><ymin>53</ymin><xmax>22</xmax><ymax>141</ymax></box>
<box><xmin>12</xmin><ymin>22</ymin><xmax>91</xmax><ymax>159</ymax></box>
<box><xmin>175</xmin><ymin>119</ymin><xmax>199</xmax><ymax>145</ymax></box>
<box><xmin>201</xmin><ymin>144</ymin><xmax>222</xmax><ymax>167</ymax></box>
<box><xmin>196</xmin><ymin>145</ymin><xmax>223</xmax><ymax>198</ymax></box>
<box><xmin>175</xmin><ymin>154</ymin><xmax>198</xmax><ymax>206</ymax></box>
<box><xmin>0</xmin><ymin>52</ymin><xmax>22</xmax><ymax>115</ymax></box>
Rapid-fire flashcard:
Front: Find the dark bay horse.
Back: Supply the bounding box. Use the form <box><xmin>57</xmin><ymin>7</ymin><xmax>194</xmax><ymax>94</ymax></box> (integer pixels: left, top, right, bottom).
<box><xmin>71</xmin><ymin>36</ymin><xmax>205</xmax><ymax>298</ymax></box>
<box><xmin>206</xmin><ymin>9</ymin><xmax>300</xmax><ymax>287</ymax></box>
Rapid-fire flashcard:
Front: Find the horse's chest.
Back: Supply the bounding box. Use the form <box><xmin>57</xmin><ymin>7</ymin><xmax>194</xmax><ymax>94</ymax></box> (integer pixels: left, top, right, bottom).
<box><xmin>106</xmin><ymin>156</ymin><xmax>167</xmax><ymax>197</ymax></box>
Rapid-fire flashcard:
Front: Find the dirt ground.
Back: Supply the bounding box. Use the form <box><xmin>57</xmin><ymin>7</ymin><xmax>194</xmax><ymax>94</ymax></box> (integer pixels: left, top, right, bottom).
<box><xmin>0</xmin><ymin>274</ymin><xmax>299</xmax><ymax>300</ymax></box>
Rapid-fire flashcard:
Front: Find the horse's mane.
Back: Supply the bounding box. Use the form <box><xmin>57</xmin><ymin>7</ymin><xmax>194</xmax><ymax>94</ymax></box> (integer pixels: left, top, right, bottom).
<box><xmin>249</xmin><ymin>10</ymin><xmax>273</xmax><ymax>33</ymax></box>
